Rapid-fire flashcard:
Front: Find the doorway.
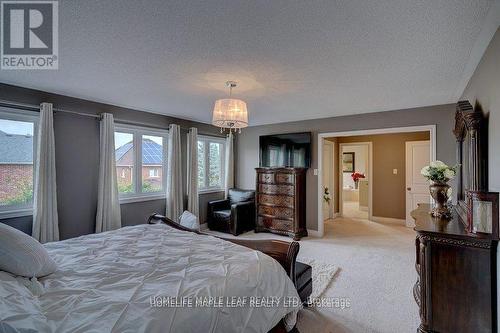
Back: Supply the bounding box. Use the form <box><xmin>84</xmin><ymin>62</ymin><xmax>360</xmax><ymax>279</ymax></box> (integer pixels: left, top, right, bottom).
<box><xmin>317</xmin><ymin>125</ymin><xmax>436</xmax><ymax>238</ymax></box>
<box><xmin>405</xmin><ymin>141</ymin><xmax>432</xmax><ymax>227</ymax></box>
<box><xmin>322</xmin><ymin>140</ymin><xmax>335</xmax><ymax>220</ymax></box>
<box><xmin>339</xmin><ymin>142</ymin><xmax>371</xmax><ymax>220</ymax></box>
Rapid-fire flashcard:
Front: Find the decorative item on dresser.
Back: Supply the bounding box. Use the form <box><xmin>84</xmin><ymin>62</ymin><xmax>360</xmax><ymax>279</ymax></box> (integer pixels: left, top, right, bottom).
<box><xmin>467</xmin><ymin>191</ymin><xmax>499</xmax><ymax>236</ymax></box>
<box><xmin>411</xmin><ymin>100</ymin><xmax>497</xmax><ymax>333</ymax></box>
<box><xmin>255</xmin><ymin>168</ymin><xmax>307</xmax><ymax>240</ymax></box>
<box><xmin>420</xmin><ymin>161</ymin><xmax>458</xmax><ymax>218</ymax></box>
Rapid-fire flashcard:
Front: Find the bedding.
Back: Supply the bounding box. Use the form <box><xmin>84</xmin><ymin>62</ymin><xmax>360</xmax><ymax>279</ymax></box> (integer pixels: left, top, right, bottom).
<box><xmin>0</xmin><ymin>224</ymin><xmax>301</xmax><ymax>333</ymax></box>
<box><xmin>179</xmin><ymin>210</ymin><xmax>200</xmax><ymax>231</ymax></box>
<box><xmin>0</xmin><ymin>223</ymin><xmax>57</xmax><ymax>278</ymax></box>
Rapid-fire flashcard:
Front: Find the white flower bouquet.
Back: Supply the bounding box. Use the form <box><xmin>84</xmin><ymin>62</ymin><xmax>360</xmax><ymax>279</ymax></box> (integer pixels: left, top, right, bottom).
<box><xmin>421</xmin><ymin>161</ymin><xmax>458</xmax><ymax>184</ymax></box>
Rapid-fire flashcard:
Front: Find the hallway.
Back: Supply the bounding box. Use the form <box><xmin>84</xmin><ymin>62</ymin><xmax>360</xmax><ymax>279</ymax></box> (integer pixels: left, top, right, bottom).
<box><xmin>342</xmin><ymin>201</ymin><xmax>368</xmax><ymax>220</ymax></box>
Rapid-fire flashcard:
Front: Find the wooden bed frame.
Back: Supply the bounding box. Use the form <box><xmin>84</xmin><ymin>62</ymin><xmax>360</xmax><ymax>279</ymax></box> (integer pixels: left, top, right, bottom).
<box><xmin>147</xmin><ymin>213</ymin><xmax>300</xmax><ymax>333</ymax></box>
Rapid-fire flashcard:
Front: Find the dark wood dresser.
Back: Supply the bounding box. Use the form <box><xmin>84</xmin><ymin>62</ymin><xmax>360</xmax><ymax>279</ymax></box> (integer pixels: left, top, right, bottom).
<box><xmin>412</xmin><ymin>204</ymin><xmax>497</xmax><ymax>333</ymax></box>
<box><xmin>255</xmin><ymin>168</ymin><xmax>307</xmax><ymax>240</ymax></box>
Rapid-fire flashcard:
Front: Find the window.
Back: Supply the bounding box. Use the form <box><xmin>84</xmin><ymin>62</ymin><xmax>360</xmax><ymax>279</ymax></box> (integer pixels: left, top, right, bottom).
<box><xmin>0</xmin><ymin>109</ymin><xmax>38</xmax><ymax>218</ymax></box>
<box><xmin>197</xmin><ymin>136</ymin><xmax>225</xmax><ymax>192</ymax></box>
<box><xmin>114</xmin><ymin>125</ymin><xmax>167</xmax><ymax>202</ymax></box>
<box><xmin>149</xmin><ymin>168</ymin><xmax>159</xmax><ymax>178</ymax></box>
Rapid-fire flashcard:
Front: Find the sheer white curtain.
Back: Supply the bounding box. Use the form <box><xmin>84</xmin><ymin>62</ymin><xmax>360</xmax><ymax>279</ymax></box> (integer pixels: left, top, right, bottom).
<box><xmin>224</xmin><ymin>132</ymin><xmax>234</xmax><ymax>198</ymax></box>
<box><xmin>95</xmin><ymin>113</ymin><xmax>121</xmax><ymax>233</ymax></box>
<box><xmin>186</xmin><ymin>128</ymin><xmax>199</xmax><ymax>220</ymax></box>
<box><xmin>166</xmin><ymin>124</ymin><xmax>183</xmax><ymax>222</ymax></box>
<box><xmin>32</xmin><ymin>102</ymin><xmax>59</xmax><ymax>243</ymax></box>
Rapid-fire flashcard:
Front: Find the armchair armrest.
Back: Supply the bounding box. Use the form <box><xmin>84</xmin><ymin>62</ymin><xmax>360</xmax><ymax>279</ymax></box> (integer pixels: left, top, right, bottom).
<box><xmin>230</xmin><ymin>201</ymin><xmax>255</xmax><ymax>235</ymax></box>
<box><xmin>207</xmin><ymin>199</ymin><xmax>230</xmax><ymax>215</ymax></box>
<box><xmin>231</xmin><ymin>200</ymin><xmax>255</xmax><ymax>214</ymax></box>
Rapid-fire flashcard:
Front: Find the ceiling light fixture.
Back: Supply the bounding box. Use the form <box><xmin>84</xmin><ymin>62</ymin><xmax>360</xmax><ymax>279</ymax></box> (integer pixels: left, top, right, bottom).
<box><xmin>212</xmin><ymin>81</ymin><xmax>248</xmax><ymax>133</ymax></box>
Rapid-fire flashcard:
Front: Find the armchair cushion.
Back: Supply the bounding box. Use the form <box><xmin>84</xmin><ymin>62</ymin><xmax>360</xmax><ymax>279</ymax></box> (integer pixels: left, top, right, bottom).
<box><xmin>213</xmin><ymin>210</ymin><xmax>231</xmax><ymax>221</ymax></box>
<box><xmin>228</xmin><ymin>189</ymin><xmax>255</xmax><ymax>205</ymax></box>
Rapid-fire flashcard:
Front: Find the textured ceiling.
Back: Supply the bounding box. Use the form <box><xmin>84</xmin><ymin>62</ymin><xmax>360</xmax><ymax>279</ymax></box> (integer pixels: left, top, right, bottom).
<box><xmin>0</xmin><ymin>0</ymin><xmax>496</xmax><ymax>125</ymax></box>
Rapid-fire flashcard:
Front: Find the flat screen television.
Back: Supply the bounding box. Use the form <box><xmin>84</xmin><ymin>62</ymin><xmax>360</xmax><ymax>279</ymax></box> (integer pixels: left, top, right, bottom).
<box><xmin>259</xmin><ymin>132</ymin><xmax>311</xmax><ymax>168</ymax></box>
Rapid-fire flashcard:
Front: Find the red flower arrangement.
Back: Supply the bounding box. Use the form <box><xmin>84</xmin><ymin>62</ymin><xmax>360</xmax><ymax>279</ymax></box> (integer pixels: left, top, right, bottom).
<box><xmin>351</xmin><ymin>172</ymin><xmax>365</xmax><ymax>182</ymax></box>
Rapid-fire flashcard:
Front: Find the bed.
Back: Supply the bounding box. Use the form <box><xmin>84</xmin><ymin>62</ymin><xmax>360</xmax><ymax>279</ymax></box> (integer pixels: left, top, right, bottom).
<box><xmin>0</xmin><ymin>215</ymin><xmax>302</xmax><ymax>333</ymax></box>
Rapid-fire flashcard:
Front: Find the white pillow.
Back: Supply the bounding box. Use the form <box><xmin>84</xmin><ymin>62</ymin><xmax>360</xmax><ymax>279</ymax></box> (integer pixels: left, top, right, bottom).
<box><xmin>0</xmin><ymin>223</ymin><xmax>57</xmax><ymax>278</ymax></box>
<box><xmin>179</xmin><ymin>211</ymin><xmax>200</xmax><ymax>231</ymax></box>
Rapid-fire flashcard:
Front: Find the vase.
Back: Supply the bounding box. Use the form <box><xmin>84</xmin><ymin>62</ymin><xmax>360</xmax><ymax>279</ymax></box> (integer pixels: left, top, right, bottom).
<box><xmin>429</xmin><ymin>182</ymin><xmax>451</xmax><ymax>218</ymax></box>
<box><xmin>354</xmin><ymin>181</ymin><xmax>359</xmax><ymax>189</ymax></box>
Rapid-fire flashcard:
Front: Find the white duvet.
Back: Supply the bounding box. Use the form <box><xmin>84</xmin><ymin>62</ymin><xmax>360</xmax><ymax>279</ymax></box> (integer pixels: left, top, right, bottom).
<box><xmin>0</xmin><ymin>224</ymin><xmax>301</xmax><ymax>333</ymax></box>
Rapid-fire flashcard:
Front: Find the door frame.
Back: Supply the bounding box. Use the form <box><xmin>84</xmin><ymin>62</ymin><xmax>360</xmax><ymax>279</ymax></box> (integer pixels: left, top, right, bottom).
<box><xmin>317</xmin><ymin>125</ymin><xmax>436</xmax><ymax>238</ymax></box>
<box><xmin>338</xmin><ymin>142</ymin><xmax>373</xmax><ymax>220</ymax></box>
<box><xmin>322</xmin><ymin>140</ymin><xmax>335</xmax><ymax>220</ymax></box>
<box><xmin>405</xmin><ymin>140</ymin><xmax>433</xmax><ymax>227</ymax></box>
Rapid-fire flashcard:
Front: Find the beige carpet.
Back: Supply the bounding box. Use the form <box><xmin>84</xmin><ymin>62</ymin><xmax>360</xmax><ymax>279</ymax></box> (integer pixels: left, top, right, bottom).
<box><xmin>204</xmin><ymin>216</ymin><xmax>418</xmax><ymax>333</ymax></box>
<box><xmin>343</xmin><ymin>200</ymin><xmax>368</xmax><ymax>219</ymax></box>
<box><xmin>297</xmin><ymin>257</ymin><xmax>339</xmax><ymax>302</ymax></box>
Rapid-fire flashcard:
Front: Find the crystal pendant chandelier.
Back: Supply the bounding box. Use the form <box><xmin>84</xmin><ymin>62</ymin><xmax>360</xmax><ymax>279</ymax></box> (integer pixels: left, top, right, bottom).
<box><xmin>212</xmin><ymin>81</ymin><xmax>248</xmax><ymax>133</ymax></box>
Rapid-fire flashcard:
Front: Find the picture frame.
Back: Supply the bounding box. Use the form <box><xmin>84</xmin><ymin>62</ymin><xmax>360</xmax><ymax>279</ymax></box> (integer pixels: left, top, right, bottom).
<box><xmin>466</xmin><ymin>191</ymin><xmax>499</xmax><ymax>239</ymax></box>
<box><xmin>342</xmin><ymin>152</ymin><xmax>355</xmax><ymax>173</ymax></box>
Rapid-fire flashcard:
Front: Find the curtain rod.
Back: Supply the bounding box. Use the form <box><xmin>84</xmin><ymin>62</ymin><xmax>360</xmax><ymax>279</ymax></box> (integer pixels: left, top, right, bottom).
<box><xmin>0</xmin><ymin>99</ymin><xmax>225</xmax><ymax>137</ymax></box>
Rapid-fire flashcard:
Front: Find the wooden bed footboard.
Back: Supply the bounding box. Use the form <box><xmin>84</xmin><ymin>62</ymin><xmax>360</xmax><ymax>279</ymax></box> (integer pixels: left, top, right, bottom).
<box><xmin>147</xmin><ymin>213</ymin><xmax>299</xmax><ymax>284</ymax></box>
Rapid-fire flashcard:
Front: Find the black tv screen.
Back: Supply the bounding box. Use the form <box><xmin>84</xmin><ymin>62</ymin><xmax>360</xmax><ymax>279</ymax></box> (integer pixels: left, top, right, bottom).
<box><xmin>259</xmin><ymin>132</ymin><xmax>311</xmax><ymax>168</ymax></box>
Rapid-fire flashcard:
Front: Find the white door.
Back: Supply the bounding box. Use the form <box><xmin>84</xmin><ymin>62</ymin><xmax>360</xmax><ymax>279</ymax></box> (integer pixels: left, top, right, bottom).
<box><xmin>322</xmin><ymin>142</ymin><xmax>334</xmax><ymax>220</ymax></box>
<box><xmin>405</xmin><ymin>141</ymin><xmax>431</xmax><ymax>227</ymax></box>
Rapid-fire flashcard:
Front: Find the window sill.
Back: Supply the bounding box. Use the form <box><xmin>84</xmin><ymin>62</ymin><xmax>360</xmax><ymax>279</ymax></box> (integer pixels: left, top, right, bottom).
<box><xmin>119</xmin><ymin>194</ymin><xmax>166</xmax><ymax>204</ymax></box>
<box><xmin>198</xmin><ymin>188</ymin><xmax>225</xmax><ymax>195</ymax></box>
<box><xmin>0</xmin><ymin>208</ymin><xmax>33</xmax><ymax>220</ymax></box>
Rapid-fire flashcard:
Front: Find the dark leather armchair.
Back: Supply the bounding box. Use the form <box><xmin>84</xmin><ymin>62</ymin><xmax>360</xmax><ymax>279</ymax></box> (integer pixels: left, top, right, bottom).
<box><xmin>207</xmin><ymin>189</ymin><xmax>256</xmax><ymax>236</ymax></box>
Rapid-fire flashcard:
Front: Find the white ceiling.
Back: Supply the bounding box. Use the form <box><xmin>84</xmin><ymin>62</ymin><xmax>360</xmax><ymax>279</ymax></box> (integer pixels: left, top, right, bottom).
<box><xmin>0</xmin><ymin>0</ymin><xmax>497</xmax><ymax>126</ymax></box>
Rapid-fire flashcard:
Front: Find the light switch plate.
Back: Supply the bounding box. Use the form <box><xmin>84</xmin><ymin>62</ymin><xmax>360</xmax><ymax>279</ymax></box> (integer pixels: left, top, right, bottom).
<box><xmin>393</xmin><ymin>169</ymin><xmax>398</xmax><ymax>175</ymax></box>
<box><xmin>313</xmin><ymin>169</ymin><xmax>318</xmax><ymax>176</ymax></box>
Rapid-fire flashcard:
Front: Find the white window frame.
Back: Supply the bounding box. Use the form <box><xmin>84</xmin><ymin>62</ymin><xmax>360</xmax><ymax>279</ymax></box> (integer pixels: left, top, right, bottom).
<box><xmin>0</xmin><ymin>107</ymin><xmax>39</xmax><ymax>219</ymax></box>
<box><xmin>197</xmin><ymin>135</ymin><xmax>226</xmax><ymax>194</ymax></box>
<box><xmin>115</xmin><ymin>124</ymin><xmax>168</xmax><ymax>204</ymax></box>
<box><xmin>149</xmin><ymin>168</ymin><xmax>159</xmax><ymax>178</ymax></box>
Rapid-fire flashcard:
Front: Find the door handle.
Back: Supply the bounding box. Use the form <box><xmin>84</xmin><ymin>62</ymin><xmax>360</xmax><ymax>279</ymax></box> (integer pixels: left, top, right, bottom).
<box><xmin>407</xmin><ymin>187</ymin><xmax>411</xmax><ymax>191</ymax></box>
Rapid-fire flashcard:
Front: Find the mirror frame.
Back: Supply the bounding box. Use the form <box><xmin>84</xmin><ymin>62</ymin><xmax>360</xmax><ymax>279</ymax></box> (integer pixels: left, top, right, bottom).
<box><xmin>453</xmin><ymin>100</ymin><xmax>488</xmax><ymax>225</ymax></box>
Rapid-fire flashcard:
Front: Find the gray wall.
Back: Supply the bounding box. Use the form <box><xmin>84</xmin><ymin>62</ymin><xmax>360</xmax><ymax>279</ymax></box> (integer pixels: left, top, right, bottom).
<box><xmin>235</xmin><ymin>104</ymin><xmax>456</xmax><ymax>231</ymax></box>
<box><xmin>461</xmin><ymin>27</ymin><xmax>500</xmax><ymax>194</ymax></box>
<box><xmin>0</xmin><ymin>83</ymin><xmax>224</xmax><ymax>239</ymax></box>
<box><xmin>460</xmin><ymin>27</ymin><xmax>500</xmax><ymax>320</ymax></box>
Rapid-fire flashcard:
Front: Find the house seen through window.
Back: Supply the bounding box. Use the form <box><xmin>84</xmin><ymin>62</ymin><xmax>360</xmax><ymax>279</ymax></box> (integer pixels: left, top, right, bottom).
<box><xmin>0</xmin><ymin>110</ymin><xmax>37</xmax><ymax>217</ymax></box>
<box><xmin>114</xmin><ymin>127</ymin><xmax>167</xmax><ymax>200</ymax></box>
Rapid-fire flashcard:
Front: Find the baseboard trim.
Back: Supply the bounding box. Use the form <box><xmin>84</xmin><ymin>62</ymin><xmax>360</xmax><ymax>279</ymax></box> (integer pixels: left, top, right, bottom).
<box><xmin>323</xmin><ymin>212</ymin><xmax>340</xmax><ymax>221</ymax></box>
<box><xmin>307</xmin><ymin>229</ymin><xmax>321</xmax><ymax>237</ymax></box>
<box><xmin>371</xmin><ymin>216</ymin><xmax>405</xmax><ymax>225</ymax></box>
<box><xmin>202</xmin><ymin>223</ymin><xmax>322</xmax><ymax>238</ymax></box>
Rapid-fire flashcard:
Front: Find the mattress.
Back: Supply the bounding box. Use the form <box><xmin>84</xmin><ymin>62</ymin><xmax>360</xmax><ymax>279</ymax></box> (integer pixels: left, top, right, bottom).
<box><xmin>0</xmin><ymin>224</ymin><xmax>301</xmax><ymax>333</ymax></box>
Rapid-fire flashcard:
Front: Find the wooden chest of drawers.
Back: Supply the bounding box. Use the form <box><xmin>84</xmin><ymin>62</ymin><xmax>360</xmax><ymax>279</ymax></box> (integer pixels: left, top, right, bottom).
<box><xmin>255</xmin><ymin>168</ymin><xmax>307</xmax><ymax>240</ymax></box>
